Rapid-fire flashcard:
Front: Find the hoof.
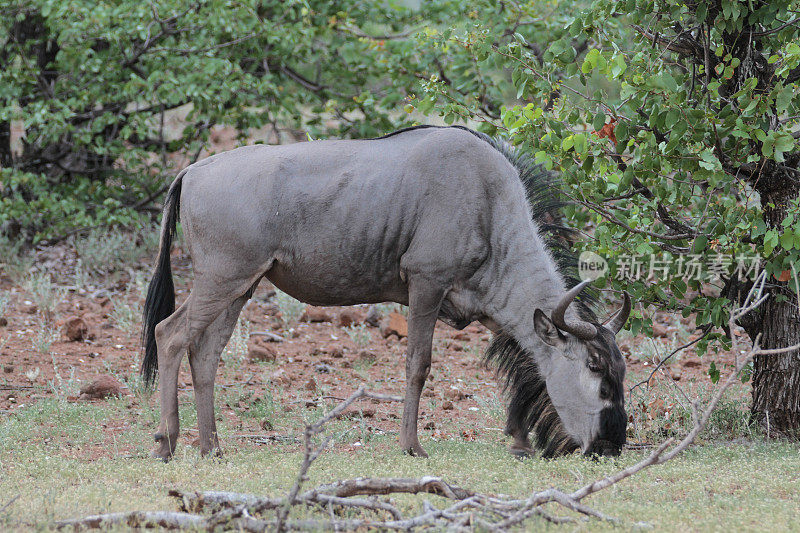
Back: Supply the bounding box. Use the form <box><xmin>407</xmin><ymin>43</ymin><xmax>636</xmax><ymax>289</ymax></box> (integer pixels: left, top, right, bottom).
<box><xmin>402</xmin><ymin>444</ymin><xmax>429</xmax><ymax>458</ymax></box>
<box><xmin>200</xmin><ymin>447</ymin><xmax>224</xmax><ymax>460</ymax></box>
<box><xmin>151</xmin><ymin>450</ymin><xmax>172</xmax><ymax>463</ymax></box>
<box><xmin>152</xmin><ymin>433</ymin><xmax>176</xmax><ymax>462</ymax></box>
<box><xmin>509</xmin><ymin>446</ymin><xmax>536</xmax><ymax>460</ymax></box>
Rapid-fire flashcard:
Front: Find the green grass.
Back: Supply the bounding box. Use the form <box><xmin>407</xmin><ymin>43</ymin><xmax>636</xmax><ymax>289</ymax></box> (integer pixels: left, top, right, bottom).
<box><xmin>1</xmin><ymin>396</ymin><xmax>799</xmax><ymax>531</ymax></box>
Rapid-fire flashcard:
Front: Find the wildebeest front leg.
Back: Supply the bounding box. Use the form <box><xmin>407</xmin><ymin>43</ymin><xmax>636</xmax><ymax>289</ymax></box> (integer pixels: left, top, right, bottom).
<box><xmin>189</xmin><ymin>294</ymin><xmax>249</xmax><ymax>457</ymax></box>
<box><xmin>505</xmin><ymin>422</ymin><xmax>535</xmax><ymax>458</ymax></box>
<box><xmin>400</xmin><ymin>280</ymin><xmax>444</xmax><ymax>458</ymax></box>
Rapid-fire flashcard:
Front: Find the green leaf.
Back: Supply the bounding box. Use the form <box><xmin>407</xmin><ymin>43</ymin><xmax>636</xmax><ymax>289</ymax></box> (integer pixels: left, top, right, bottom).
<box><xmin>775</xmin><ymin>84</ymin><xmax>794</xmax><ymax>114</ymax></box>
<box><xmin>692</xmin><ymin>235</ymin><xmax>708</xmax><ymax>254</ymax></box>
<box><xmin>765</xmin><ymin>230</ymin><xmax>780</xmax><ymax>255</ymax></box>
<box><xmin>592</xmin><ymin>112</ymin><xmax>606</xmax><ymax>131</ymax></box>
<box><xmin>709</xmin><ymin>362</ymin><xmax>720</xmax><ymax>384</ymax></box>
<box><xmin>516</xmin><ymin>77</ymin><xmax>528</xmax><ymax>99</ymax></box>
<box><xmin>773</xmin><ymin>133</ymin><xmax>795</xmax><ymax>162</ymax></box>
<box><xmin>781</xmin><ymin>229</ymin><xmax>796</xmax><ymax>251</ymax></box>
<box><xmin>573</xmin><ymin>133</ymin><xmax>587</xmax><ymax>155</ymax></box>
<box><xmin>699</xmin><ymin>149</ymin><xmax>721</xmax><ymax>171</ymax></box>
<box><xmin>611</xmin><ymin>54</ymin><xmax>627</xmax><ymax>77</ymax></box>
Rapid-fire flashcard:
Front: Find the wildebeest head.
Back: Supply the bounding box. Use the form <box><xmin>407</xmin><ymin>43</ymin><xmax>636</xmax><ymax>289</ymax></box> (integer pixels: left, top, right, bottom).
<box><xmin>485</xmin><ymin>280</ymin><xmax>630</xmax><ymax>458</ymax></box>
<box><xmin>532</xmin><ymin>280</ymin><xmax>630</xmax><ymax>457</ymax></box>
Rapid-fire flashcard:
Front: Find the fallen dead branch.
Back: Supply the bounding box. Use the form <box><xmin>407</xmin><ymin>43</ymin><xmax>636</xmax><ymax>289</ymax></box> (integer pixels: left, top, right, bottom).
<box><xmin>0</xmin><ymin>495</ymin><xmax>19</xmax><ymax>514</ymax></box>
<box><xmin>250</xmin><ymin>330</ymin><xmax>285</xmax><ymax>342</ymax></box>
<box><xmin>56</xmin><ymin>272</ymin><xmax>799</xmax><ymax>531</ymax></box>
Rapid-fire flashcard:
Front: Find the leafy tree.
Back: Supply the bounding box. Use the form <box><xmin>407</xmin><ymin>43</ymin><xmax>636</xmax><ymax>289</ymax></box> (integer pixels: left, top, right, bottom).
<box><xmin>416</xmin><ymin>0</ymin><xmax>800</xmax><ymax>436</ymax></box>
<box><xmin>0</xmin><ymin>0</ymin><xmax>448</xmax><ymax>242</ymax></box>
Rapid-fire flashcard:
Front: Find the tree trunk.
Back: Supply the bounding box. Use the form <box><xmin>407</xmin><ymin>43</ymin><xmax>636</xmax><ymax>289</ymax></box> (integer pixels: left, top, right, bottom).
<box><xmin>751</xmin><ymin>167</ymin><xmax>800</xmax><ymax>438</ymax></box>
<box><xmin>714</xmin><ymin>4</ymin><xmax>800</xmax><ymax>439</ymax></box>
<box><xmin>752</xmin><ymin>290</ymin><xmax>800</xmax><ymax>438</ymax></box>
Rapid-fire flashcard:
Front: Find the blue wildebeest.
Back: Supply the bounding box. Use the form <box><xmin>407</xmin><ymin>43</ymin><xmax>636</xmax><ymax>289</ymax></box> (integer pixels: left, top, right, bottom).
<box><xmin>141</xmin><ymin>125</ymin><xmax>630</xmax><ymax>461</ymax></box>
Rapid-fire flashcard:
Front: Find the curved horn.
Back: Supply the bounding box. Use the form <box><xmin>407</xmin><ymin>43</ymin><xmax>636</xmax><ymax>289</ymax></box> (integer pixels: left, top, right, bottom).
<box><xmin>551</xmin><ymin>279</ymin><xmax>598</xmax><ymax>340</ymax></box>
<box><xmin>606</xmin><ymin>291</ymin><xmax>631</xmax><ymax>334</ymax></box>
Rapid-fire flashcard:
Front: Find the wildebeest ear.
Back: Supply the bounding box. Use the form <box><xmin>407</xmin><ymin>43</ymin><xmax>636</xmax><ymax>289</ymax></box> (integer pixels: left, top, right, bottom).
<box><xmin>534</xmin><ymin>309</ymin><xmax>564</xmax><ymax>347</ymax></box>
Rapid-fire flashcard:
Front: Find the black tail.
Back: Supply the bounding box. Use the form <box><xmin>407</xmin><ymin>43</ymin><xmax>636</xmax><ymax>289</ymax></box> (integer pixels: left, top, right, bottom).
<box><xmin>141</xmin><ymin>171</ymin><xmax>185</xmax><ymax>387</ymax></box>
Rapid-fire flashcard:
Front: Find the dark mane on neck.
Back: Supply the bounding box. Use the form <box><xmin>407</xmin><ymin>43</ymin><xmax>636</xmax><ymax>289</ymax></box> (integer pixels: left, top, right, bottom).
<box><xmin>375</xmin><ymin>125</ymin><xmax>598</xmax><ymax>456</ymax></box>
<box><xmin>483</xmin><ymin>332</ymin><xmax>580</xmax><ymax>457</ymax></box>
<box><xmin>477</xmin><ymin>128</ymin><xmax>597</xmax><ymax>456</ymax></box>
<box><xmin>375</xmin><ymin>125</ymin><xmax>601</xmax><ymax>456</ymax></box>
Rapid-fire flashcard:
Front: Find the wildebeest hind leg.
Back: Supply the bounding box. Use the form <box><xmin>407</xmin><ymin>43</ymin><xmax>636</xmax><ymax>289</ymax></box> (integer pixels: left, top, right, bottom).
<box><xmin>189</xmin><ymin>293</ymin><xmax>249</xmax><ymax>457</ymax></box>
<box><xmin>153</xmin><ymin>275</ymin><xmax>257</xmax><ymax>461</ymax></box>
<box><xmin>399</xmin><ymin>279</ymin><xmax>444</xmax><ymax>458</ymax></box>
<box><xmin>152</xmin><ymin>297</ymin><xmax>191</xmax><ymax>461</ymax></box>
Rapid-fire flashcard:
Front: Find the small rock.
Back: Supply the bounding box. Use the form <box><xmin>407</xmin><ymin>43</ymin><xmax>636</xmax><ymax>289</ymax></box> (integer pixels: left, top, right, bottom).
<box><xmin>670</xmin><ymin>368</ymin><xmax>683</xmax><ymax>381</ymax></box>
<box><xmin>0</xmin><ymin>317</ymin><xmax>7</xmax><ymax>327</ymax></box>
<box><xmin>337</xmin><ymin>309</ymin><xmax>359</xmax><ymax>328</ymax></box>
<box><xmin>268</xmin><ymin>369</ymin><xmax>291</xmax><ymax>386</ymax></box>
<box><xmin>364</xmin><ymin>306</ymin><xmax>381</xmax><ymax>327</ymax></box>
<box><xmin>79</xmin><ymin>375</ymin><xmax>122</xmax><ymax>400</ymax></box>
<box><xmin>247</xmin><ymin>338</ymin><xmax>277</xmax><ymax>363</ymax></box>
<box><xmin>329</xmin><ymin>347</ymin><xmax>344</xmax><ymax>358</ymax></box>
<box><xmin>315</xmin><ymin>363</ymin><xmax>333</xmax><ymax>374</ymax></box>
<box><xmin>380</xmin><ymin>312</ymin><xmax>408</xmax><ymax>339</ymax></box>
<box><xmin>357</xmin><ymin>350</ymin><xmax>377</xmax><ymax>364</ymax></box>
<box><xmin>441</xmin><ymin>400</ymin><xmax>454</xmax><ymax>410</ymax></box>
<box><xmin>64</xmin><ymin>316</ymin><xmax>89</xmax><ymax>342</ymax></box>
<box><xmin>301</xmin><ymin>306</ymin><xmax>332</xmax><ymax>323</ymax></box>
<box><xmin>445</xmin><ymin>388</ymin><xmax>467</xmax><ymax>401</ymax></box>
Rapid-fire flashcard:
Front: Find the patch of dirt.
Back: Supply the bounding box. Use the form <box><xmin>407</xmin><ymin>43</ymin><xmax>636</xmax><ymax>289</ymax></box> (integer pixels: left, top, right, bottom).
<box><xmin>0</xmin><ymin>243</ymin><xmax>748</xmax><ymax>460</ymax></box>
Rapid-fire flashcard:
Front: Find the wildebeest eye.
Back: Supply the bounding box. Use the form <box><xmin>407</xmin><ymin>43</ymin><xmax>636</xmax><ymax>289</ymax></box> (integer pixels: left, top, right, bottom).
<box><xmin>599</xmin><ymin>382</ymin><xmax>611</xmax><ymax>399</ymax></box>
